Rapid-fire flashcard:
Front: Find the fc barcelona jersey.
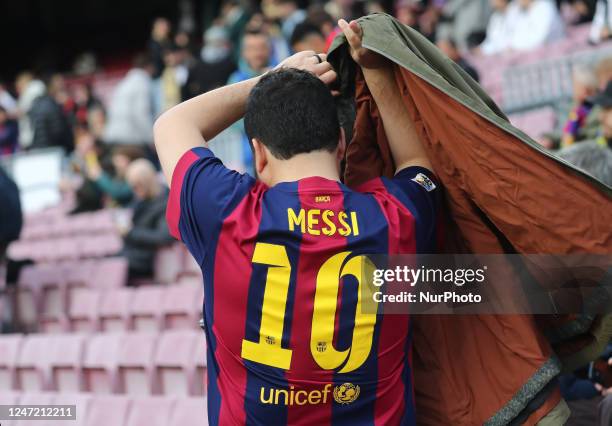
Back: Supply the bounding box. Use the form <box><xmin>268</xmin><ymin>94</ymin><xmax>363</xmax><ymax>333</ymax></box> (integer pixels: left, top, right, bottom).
<box><xmin>167</xmin><ymin>147</ymin><xmax>440</xmax><ymax>426</ymax></box>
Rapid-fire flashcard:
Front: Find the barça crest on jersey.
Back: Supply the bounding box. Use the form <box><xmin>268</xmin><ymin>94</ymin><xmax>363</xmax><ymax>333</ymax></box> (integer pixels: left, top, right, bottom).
<box><xmin>411</xmin><ymin>173</ymin><xmax>436</xmax><ymax>192</ymax></box>
<box><xmin>333</xmin><ymin>383</ymin><xmax>360</xmax><ymax>404</ymax></box>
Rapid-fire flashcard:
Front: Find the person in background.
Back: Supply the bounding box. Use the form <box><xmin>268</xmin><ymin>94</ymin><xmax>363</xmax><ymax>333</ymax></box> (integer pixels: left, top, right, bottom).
<box><xmin>559</xmin><ymin>65</ymin><xmax>600</xmax><ymax>147</ymax></box>
<box><xmin>437</xmin><ymin>38</ymin><xmax>480</xmax><ymax>81</ymax></box>
<box><xmin>15</xmin><ymin>72</ymin><xmax>45</xmax><ymax>150</ymax></box>
<box><xmin>86</xmin><ymin>144</ymin><xmax>140</xmax><ymax>207</ymax></box>
<box><xmin>306</xmin><ymin>4</ymin><xmax>339</xmax><ymax>50</ymax></box>
<box><xmin>506</xmin><ymin>0</ymin><xmax>565</xmax><ymax>52</ymax></box>
<box><xmin>290</xmin><ymin>21</ymin><xmax>327</xmax><ymax>53</ymax></box>
<box><xmin>477</xmin><ymin>0</ymin><xmax>514</xmax><ymax>55</ymax></box>
<box><xmin>438</xmin><ymin>0</ymin><xmax>491</xmax><ymax>50</ymax></box>
<box><xmin>160</xmin><ymin>45</ymin><xmax>186</xmax><ymax>112</ymax></box>
<box><xmin>595</xmin><ymin>56</ymin><xmax>612</xmax><ymax>89</ymax></box>
<box><xmin>264</xmin><ymin>0</ymin><xmax>307</xmax><ymax>40</ymax></box>
<box><xmin>104</xmin><ymin>54</ymin><xmax>155</xmax><ymax>147</ymax></box>
<box><xmin>29</xmin><ymin>77</ymin><xmax>73</xmax><ymax>152</ymax></box>
<box><xmin>148</xmin><ymin>17</ymin><xmax>173</xmax><ymax>79</ymax></box>
<box><xmin>571</xmin><ymin>80</ymin><xmax>612</xmax><ymax>149</ymax></box>
<box><xmin>228</xmin><ymin>29</ymin><xmax>274</xmax><ymax>174</ymax></box>
<box><xmin>121</xmin><ymin>159</ymin><xmax>173</xmax><ymax>280</ymax></box>
<box><xmin>589</xmin><ymin>0</ymin><xmax>612</xmax><ymax>44</ymax></box>
<box><xmin>0</xmin><ymin>81</ymin><xmax>17</xmax><ymax>116</ymax></box>
<box><xmin>71</xmin><ymin>83</ymin><xmax>103</xmax><ymax>128</ymax></box>
<box><xmin>0</xmin><ymin>107</ymin><xmax>18</xmax><ymax>156</ymax></box>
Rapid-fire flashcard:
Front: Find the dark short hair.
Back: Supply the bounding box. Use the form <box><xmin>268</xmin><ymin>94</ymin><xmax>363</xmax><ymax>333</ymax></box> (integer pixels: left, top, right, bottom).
<box><xmin>244</xmin><ymin>68</ymin><xmax>340</xmax><ymax>160</ymax></box>
<box><xmin>290</xmin><ymin>22</ymin><xmax>324</xmax><ymax>48</ymax></box>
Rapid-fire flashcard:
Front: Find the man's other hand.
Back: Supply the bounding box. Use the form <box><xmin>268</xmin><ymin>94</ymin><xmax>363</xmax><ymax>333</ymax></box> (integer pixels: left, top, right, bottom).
<box><xmin>276</xmin><ymin>50</ymin><xmax>337</xmax><ymax>85</ymax></box>
<box><xmin>339</xmin><ymin>19</ymin><xmax>388</xmax><ymax>69</ymax></box>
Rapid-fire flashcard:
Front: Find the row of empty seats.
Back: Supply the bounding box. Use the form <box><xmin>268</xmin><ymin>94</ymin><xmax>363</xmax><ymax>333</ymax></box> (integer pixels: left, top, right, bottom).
<box><xmin>19</xmin><ymin>209</ymin><xmax>123</xmax><ymax>241</ymax></box>
<box><xmin>0</xmin><ymin>392</ymin><xmax>207</xmax><ymax>426</ymax></box>
<box><xmin>8</xmin><ymin>234</ymin><xmax>124</xmax><ymax>262</ymax></box>
<box><xmin>15</xmin><ymin>267</ymin><xmax>202</xmax><ymax>332</ymax></box>
<box><xmin>0</xmin><ymin>331</ymin><xmax>206</xmax><ymax>396</ymax></box>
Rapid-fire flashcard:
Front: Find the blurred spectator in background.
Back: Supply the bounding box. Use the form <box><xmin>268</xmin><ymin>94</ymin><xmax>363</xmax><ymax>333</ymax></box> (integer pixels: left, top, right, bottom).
<box><xmin>15</xmin><ymin>72</ymin><xmax>45</xmax><ymax>150</ymax></box>
<box><xmin>589</xmin><ymin>80</ymin><xmax>612</xmax><ymax>147</ymax></box>
<box><xmin>0</xmin><ymin>107</ymin><xmax>18</xmax><ymax>156</ymax></box>
<box><xmin>0</xmin><ymin>166</ymin><xmax>22</xmax><ymax>261</ymax></box>
<box><xmin>229</xmin><ymin>29</ymin><xmax>273</xmax><ymax>84</ymax></box>
<box><xmin>264</xmin><ymin>0</ymin><xmax>307</xmax><ymax>40</ymax></box>
<box><xmin>559</xmin><ymin>65</ymin><xmax>600</xmax><ymax>147</ymax></box>
<box><xmin>595</xmin><ymin>56</ymin><xmax>612</xmax><ymax>88</ymax></box>
<box><xmin>121</xmin><ymin>159</ymin><xmax>173</xmax><ymax>279</ymax></box>
<box><xmin>477</xmin><ymin>0</ymin><xmax>514</xmax><ymax>54</ymax></box>
<box><xmin>184</xmin><ymin>25</ymin><xmax>236</xmax><ymax>99</ymax></box>
<box><xmin>306</xmin><ymin>4</ymin><xmax>338</xmax><ymax>49</ymax></box>
<box><xmin>70</xmin><ymin>83</ymin><xmax>103</xmax><ymax>128</ymax></box>
<box><xmin>161</xmin><ymin>45</ymin><xmax>187</xmax><ymax>112</ymax></box>
<box><xmin>246</xmin><ymin>12</ymin><xmax>291</xmax><ymax>64</ymax></box>
<box><xmin>86</xmin><ymin>144</ymin><xmax>140</xmax><ymax>207</ymax></box>
<box><xmin>589</xmin><ymin>0</ymin><xmax>612</xmax><ymax>43</ymax></box>
<box><xmin>104</xmin><ymin>54</ymin><xmax>154</xmax><ymax>147</ymax></box>
<box><xmin>438</xmin><ymin>0</ymin><xmax>490</xmax><ymax>50</ymax></box>
<box><xmin>148</xmin><ymin>17</ymin><xmax>173</xmax><ymax>79</ymax></box>
<box><xmin>290</xmin><ymin>21</ymin><xmax>327</xmax><ymax>52</ymax></box>
<box><xmin>29</xmin><ymin>76</ymin><xmax>73</xmax><ymax>152</ymax></box>
<box><xmin>507</xmin><ymin>0</ymin><xmax>565</xmax><ymax>51</ymax></box>
<box><xmin>0</xmin><ymin>81</ymin><xmax>17</xmax><ymax>116</ymax></box>
<box><xmin>437</xmin><ymin>38</ymin><xmax>480</xmax><ymax>81</ymax></box>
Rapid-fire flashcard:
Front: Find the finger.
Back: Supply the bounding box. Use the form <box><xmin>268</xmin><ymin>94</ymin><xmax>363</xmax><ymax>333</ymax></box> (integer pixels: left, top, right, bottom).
<box><xmin>319</xmin><ymin>69</ymin><xmax>337</xmax><ymax>85</ymax></box>
<box><xmin>595</xmin><ymin>383</ymin><xmax>604</xmax><ymax>392</ymax></box>
<box><xmin>349</xmin><ymin>20</ymin><xmax>362</xmax><ymax>38</ymax></box>
<box><xmin>311</xmin><ymin>60</ymin><xmax>333</xmax><ymax>76</ymax></box>
<box><xmin>338</xmin><ymin>19</ymin><xmax>361</xmax><ymax>49</ymax></box>
<box><xmin>317</xmin><ymin>53</ymin><xmax>328</xmax><ymax>62</ymax></box>
<box><xmin>330</xmin><ymin>89</ymin><xmax>341</xmax><ymax>97</ymax></box>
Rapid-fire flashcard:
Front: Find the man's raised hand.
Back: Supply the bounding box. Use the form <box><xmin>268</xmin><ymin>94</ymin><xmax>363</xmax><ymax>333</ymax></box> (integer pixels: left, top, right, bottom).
<box><xmin>338</xmin><ymin>19</ymin><xmax>388</xmax><ymax>69</ymax></box>
<box><xmin>276</xmin><ymin>50</ymin><xmax>337</xmax><ymax>85</ymax></box>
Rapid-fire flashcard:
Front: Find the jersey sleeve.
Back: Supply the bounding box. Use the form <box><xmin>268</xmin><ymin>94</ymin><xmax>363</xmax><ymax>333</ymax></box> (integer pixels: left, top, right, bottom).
<box><xmin>166</xmin><ymin>147</ymin><xmax>257</xmax><ymax>265</ymax></box>
<box><xmin>381</xmin><ymin>166</ymin><xmax>441</xmax><ymax>252</ymax></box>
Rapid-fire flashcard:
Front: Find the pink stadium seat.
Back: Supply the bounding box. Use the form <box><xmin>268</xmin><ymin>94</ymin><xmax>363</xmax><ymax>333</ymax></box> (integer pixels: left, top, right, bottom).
<box><xmin>49</xmin><ymin>334</ymin><xmax>87</xmax><ymax>392</ymax></box>
<box><xmin>125</xmin><ymin>396</ymin><xmax>175</xmax><ymax>426</ymax></box>
<box><xmin>154</xmin><ymin>330</ymin><xmax>202</xmax><ymax>396</ymax></box>
<box><xmin>193</xmin><ymin>337</ymin><xmax>207</xmax><ymax>396</ymax></box>
<box><xmin>99</xmin><ymin>288</ymin><xmax>133</xmax><ymax>332</ymax></box>
<box><xmin>162</xmin><ymin>282</ymin><xmax>202</xmax><ymax>330</ymax></box>
<box><xmin>86</xmin><ymin>395</ymin><xmax>131</xmax><ymax>426</ymax></box>
<box><xmin>0</xmin><ymin>334</ymin><xmax>22</xmax><ymax>390</ymax></box>
<box><xmin>130</xmin><ymin>286</ymin><xmax>165</xmax><ymax>331</ymax></box>
<box><xmin>117</xmin><ymin>333</ymin><xmax>157</xmax><ymax>395</ymax></box>
<box><xmin>17</xmin><ymin>392</ymin><xmax>55</xmax><ymax>426</ymax></box>
<box><xmin>68</xmin><ymin>288</ymin><xmax>101</xmax><ymax>332</ymax></box>
<box><xmin>15</xmin><ymin>334</ymin><xmax>50</xmax><ymax>391</ymax></box>
<box><xmin>154</xmin><ymin>244</ymin><xmax>184</xmax><ymax>284</ymax></box>
<box><xmin>91</xmin><ymin>257</ymin><xmax>128</xmax><ymax>289</ymax></box>
<box><xmin>52</xmin><ymin>393</ymin><xmax>91</xmax><ymax>426</ymax></box>
<box><xmin>82</xmin><ymin>333</ymin><xmax>122</xmax><ymax>393</ymax></box>
<box><xmin>169</xmin><ymin>397</ymin><xmax>208</xmax><ymax>426</ymax></box>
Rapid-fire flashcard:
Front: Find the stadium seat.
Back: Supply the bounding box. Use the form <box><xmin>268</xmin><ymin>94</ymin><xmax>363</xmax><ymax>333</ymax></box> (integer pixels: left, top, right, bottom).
<box><xmin>16</xmin><ymin>392</ymin><xmax>55</xmax><ymax>426</ymax></box>
<box><xmin>51</xmin><ymin>392</ymin><xmax>91</xmax><ymax>426</ymax></box>
<box><xmin>49</xmin><ymin>334</ymin><xmax>87</xmax><ymax>392</ymax></box>
<box><xmin>162</xmin><ymin>281</ymin><xmax>202</xmax><ymax>330</ymax></box>
<box><xmin>99</xmin><ymin>288</ymin><xmax>133</xmax><ymax>332</ymax></box>
<box><xmin>15</xmin><ymin>334</ymin><xmax>50</xmax><ymax>391</ymax></box>
<box><xmin>86</xmin><ymin>395</ymin><xmax>131</xmax><ymax>426</ymax></box>
<box><xmin>125</xmin><ymin>396</ymin><xmax>175</xmax><ymax>426</ymax></box>
<box><xmin>68</xmin><ymin>288</ymin><xmax>101</xmax><ymax>332</ymax></box>
<box><xmin>169</xmin><ymin>397</ymin><xmax>208</xmax><ymax>426</ymax></box>
<box><xmin>193</xmin><ymin>337</ymin><xmax>207</xmax><ymax>396</ymax></box>
<box><xmin>154</xmin><ymin>330</ymin><xmax>202</xmax><ymax>396</ymax></box>
<box><xmin>0</xmin><ymin>334</ymin><xmax>22</xmax><ymax>390</ymax></box>
<box><xmin>117</xmin><ymin>333</ymin><xmax>157</xmax><ymax>395</ymax></box>
<box><xmin>82</xmin><ymin>333</ymin><xmax>122</xmax><ymax>393</ymax></box>
<box><xmin>91</xmin><ymin>257</ymin><xmax>128</xmax><ymax>289</ymax></box>
<box><xmin>130</xmin><ymin>286</ymin><xmax>165</xmax><ymax>331</ymax></box>
<box><xmin>154</xmin><ymin>244</ymin><xmax>184</xmax><ymax>284</ymax></box>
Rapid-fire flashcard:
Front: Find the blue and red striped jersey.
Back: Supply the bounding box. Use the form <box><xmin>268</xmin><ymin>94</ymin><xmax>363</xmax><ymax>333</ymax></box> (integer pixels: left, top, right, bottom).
<box><xmin>167</xmin><ymin>147</ymin><xmax>440</xmax><ymax>426</ymax></box>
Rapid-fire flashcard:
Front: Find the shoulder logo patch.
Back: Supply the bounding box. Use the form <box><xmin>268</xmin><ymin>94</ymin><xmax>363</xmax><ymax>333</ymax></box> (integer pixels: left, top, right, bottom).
<box><xmin>411</xmin><ymin>173</ymin><xmax>436</xmax><ymax>192</ymax></box>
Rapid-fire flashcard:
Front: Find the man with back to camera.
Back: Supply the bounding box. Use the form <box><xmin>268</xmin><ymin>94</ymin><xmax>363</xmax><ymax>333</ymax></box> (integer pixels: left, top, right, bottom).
<box><xmin>155</xmin><ymin>19</ymin><xmax>440</xmax><ymax>426</ymax></box>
